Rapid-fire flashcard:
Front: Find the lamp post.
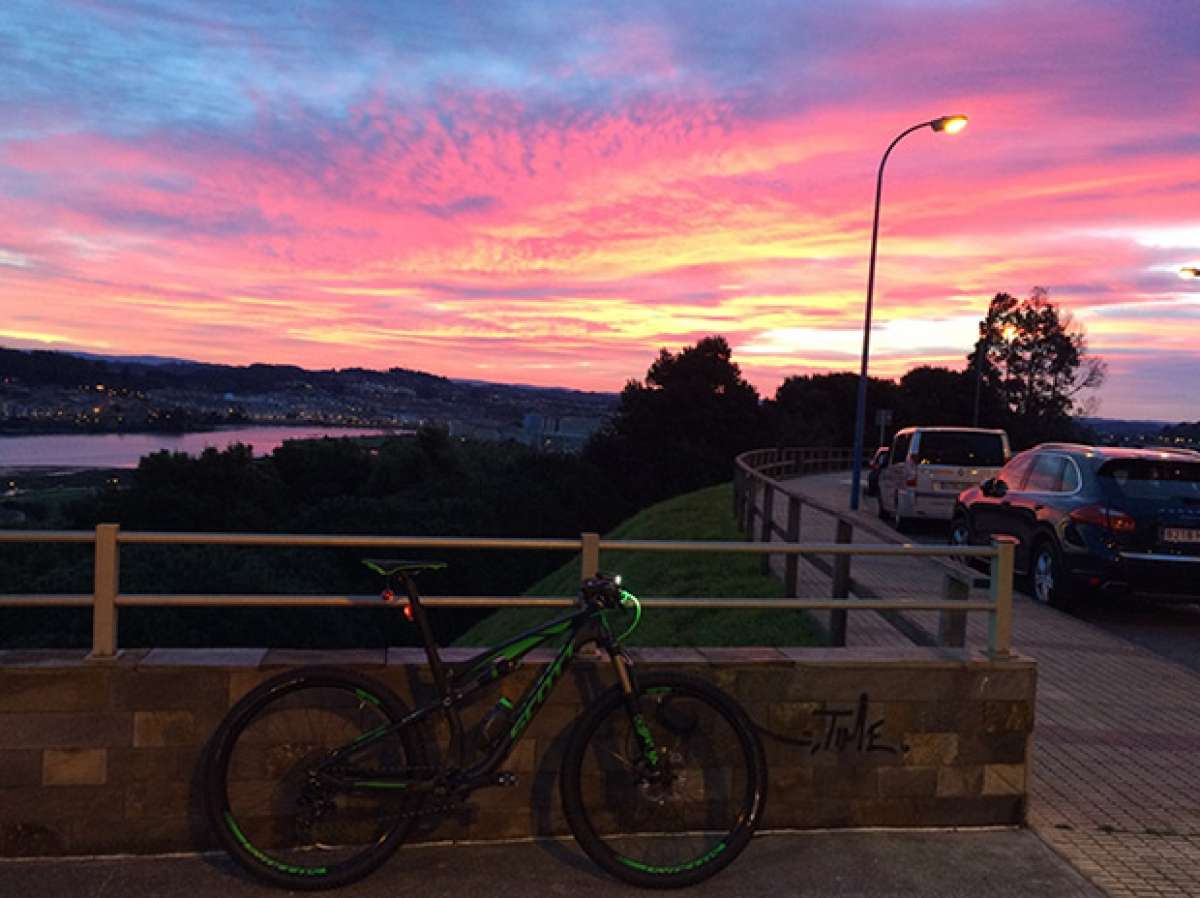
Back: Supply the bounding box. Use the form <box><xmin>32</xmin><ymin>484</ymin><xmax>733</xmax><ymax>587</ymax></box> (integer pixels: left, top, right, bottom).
<box><xmin>849</xmin><ymin>114</ymin><xmax>968</xmax><ymax>510</ymax></box>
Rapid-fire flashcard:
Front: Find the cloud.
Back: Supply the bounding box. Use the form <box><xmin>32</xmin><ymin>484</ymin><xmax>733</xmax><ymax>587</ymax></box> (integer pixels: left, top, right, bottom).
<box><xmin>1</xmin><ymin>0</ymin><xmax>1199</xmax><ymax>419</ymax></box>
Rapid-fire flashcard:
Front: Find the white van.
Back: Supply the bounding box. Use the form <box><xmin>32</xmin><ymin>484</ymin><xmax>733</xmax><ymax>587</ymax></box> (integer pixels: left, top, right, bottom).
<box><xmin>877</xmin><ymin>426</ymin><xmax>1010</xmax><ymax>530</ymax></box>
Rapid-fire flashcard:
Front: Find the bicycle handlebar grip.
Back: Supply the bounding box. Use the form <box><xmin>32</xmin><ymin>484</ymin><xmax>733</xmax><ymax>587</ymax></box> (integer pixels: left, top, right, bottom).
<box><xmin>581</xmin><ymin>573</ymin><xmax>622</xmax><ymax>608</ymax></box>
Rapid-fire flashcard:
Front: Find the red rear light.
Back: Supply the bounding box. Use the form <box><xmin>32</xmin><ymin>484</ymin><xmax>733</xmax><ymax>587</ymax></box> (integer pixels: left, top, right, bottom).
<box><xmin>1108</xmin><ymin>510</ymin><xmax>1136</xmax><ymax>533</ymax></box>
<box><xmin>1070</xmin><ymin>504</ymin><xmax>1136</xmax><ymax>533</ymax></box>
<box><xmin>906</xmin><ymin>456</ymin><xmax>916</xmax><ymax>487</ymax></box>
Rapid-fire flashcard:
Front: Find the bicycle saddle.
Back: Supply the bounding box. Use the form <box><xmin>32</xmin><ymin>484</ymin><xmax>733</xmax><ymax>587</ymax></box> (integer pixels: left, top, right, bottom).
<box><xmin>362</xmin><ymin>559</ymin><xmax>448</xmax><ymax>577</ymax></box>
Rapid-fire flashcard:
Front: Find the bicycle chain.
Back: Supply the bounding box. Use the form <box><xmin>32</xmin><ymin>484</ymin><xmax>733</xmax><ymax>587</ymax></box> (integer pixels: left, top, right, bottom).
<box><xmin>320</xmin><ymin>765</ymin><xmax>472</xmax><ymax>823</ymax></box>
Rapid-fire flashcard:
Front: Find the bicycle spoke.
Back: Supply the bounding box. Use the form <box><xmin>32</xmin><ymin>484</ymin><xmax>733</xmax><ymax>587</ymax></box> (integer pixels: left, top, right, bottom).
<box><xmin>563</xmin><ymin>673</ymin><xmax>766</xmax><ymax>887</ymax></box>
<box><xmin>209</xmin><ymin>672</ymin><xmax>426</xmax><ymax>889</ymax></box>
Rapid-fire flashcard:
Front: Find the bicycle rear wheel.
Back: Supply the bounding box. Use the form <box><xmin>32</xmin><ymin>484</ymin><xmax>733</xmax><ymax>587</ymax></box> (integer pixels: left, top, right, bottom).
<box><xmin>204</xmin><ymin>667</ymin><xmax>427</xmax><ymax>891</ymax></box>
<box><xmin>560</xmin><ymin>672</ymin><xmax>767</xmax><ymax>888</ymax></box>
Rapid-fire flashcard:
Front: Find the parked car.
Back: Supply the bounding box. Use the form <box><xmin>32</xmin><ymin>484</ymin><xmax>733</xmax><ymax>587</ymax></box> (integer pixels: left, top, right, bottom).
<box><xmin>950</xmin><ymin>443</ymin><xmax>1200</xmax><ymax>607</ymax></box>
<box><xmin>877</xmin><ymin>427</ymin><xmax>1010</xmax><ymax>530</ymax></box>
<box><xmin>865</xmin><ymin>446</ymin><xmax>890</xmax><ymax>497</ymax></box>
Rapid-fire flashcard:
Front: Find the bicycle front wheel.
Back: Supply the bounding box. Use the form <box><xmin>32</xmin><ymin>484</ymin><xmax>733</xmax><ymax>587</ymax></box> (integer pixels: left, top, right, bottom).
<box><xmin>204</xmin><ymin>667</ymin><xmax>428</xmax><ymax>891</ymax></box>
<box><xmin>561</xmin><ymin>672</ymin><xmax>767</xmax><ymax>888</ymax></box>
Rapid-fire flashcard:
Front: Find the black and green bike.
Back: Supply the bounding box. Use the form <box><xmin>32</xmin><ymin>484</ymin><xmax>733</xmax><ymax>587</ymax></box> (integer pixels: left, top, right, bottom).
<box><xmin>203</xmin><ymin>563</ymin><xmax>768</xmax><ymax>890</ymax></box>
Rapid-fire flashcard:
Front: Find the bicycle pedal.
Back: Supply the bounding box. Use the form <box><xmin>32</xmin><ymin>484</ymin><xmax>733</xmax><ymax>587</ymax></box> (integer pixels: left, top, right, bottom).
<box><xmin>494</xmin><ymin>772</ymin><xmax>520</xmax><ymax>787</ymax></box>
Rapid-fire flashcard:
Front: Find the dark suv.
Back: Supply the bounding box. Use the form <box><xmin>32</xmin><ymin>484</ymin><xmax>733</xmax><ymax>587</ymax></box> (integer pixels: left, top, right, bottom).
<box><xmin>950</xmin><ymin>443</ymin><xmax>1200</xmax><ymax>607</ymax></box>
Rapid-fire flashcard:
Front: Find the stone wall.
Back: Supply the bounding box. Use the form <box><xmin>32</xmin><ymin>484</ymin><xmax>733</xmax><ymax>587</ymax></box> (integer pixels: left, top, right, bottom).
<box><xmin>0</xmin><ymin>645</ymin><xmax>1035</xmax><ymax>857</ymax></box>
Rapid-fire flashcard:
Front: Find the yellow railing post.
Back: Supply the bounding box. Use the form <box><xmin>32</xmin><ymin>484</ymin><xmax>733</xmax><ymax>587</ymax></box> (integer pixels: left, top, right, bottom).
<box><xmin>759</xmin><ymin>483</ymin><xmax>775</xmax><ymax>574</ymax></box>
<box><xmin>784</xmin><ymin>497</ymin><xmax>801</xmax><ymax>597</ymax></box>
<box><xmin>938</xmin><ymin>572</ymin><xmax>969</xmax><ymax>647</ymax></box>
<box><xmin>89</xmin><ymin>523</ymin><xmax>120</xmax><ymax>661</ymax></box>
<box><xmin>581</xmin><ymin>532</ymin><xmax>600</xmax><ymax>580</ymax></box>
<box><xmin>988</xmin><ymin>536</ymin><xmax>1017</xmax><ymax>659</ymax></box>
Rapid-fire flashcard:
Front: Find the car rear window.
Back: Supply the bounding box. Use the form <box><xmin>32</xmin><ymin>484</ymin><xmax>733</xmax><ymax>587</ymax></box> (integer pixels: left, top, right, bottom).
<box><xmin>1098</xmin><ymin>459</ymin><xmax>1200</xmax><ymax>501</ymax></box>
<box><xmin>914</xmin><ymin>432</ymin><xmax>1006</xmax><ymax>467</ymax></box>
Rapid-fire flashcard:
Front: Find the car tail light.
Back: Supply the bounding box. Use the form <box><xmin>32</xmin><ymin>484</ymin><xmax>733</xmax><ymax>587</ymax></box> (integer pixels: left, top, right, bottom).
<box><xmin>906</xmin><ymin>456</ymin><xmax>916</xmax><ymax>487</ymax></box>
<box><xmin>1069</xmin><ymin>504</ymin><xmax>1136</xmax><ymax>533</ymax></box>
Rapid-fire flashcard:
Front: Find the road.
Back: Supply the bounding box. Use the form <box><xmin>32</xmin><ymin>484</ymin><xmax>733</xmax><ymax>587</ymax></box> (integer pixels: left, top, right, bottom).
<box><xmin>829</xmin><ymin>473</ymin><xmax>1200</xmax><ymax>674</ymax></box>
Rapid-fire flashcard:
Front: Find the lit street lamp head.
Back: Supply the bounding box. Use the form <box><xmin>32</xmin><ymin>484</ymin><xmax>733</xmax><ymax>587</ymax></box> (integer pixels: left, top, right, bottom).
<box><xmin>1180</xmin><ymin>267</ymin><xmax>1200</xmax><ymax>280</ymax></box>
<box><xmin>848</xmin><ymin>110</ymin><xmax>969</xmax><ymax>512</ymax></box>
<box><xmin>931</xmin><ymin>114</ymin><xmax>968</xmax><ymax>134</ymax></box>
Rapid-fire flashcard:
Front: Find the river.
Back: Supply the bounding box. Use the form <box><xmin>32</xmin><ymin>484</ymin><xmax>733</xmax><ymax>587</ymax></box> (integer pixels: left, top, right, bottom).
<box><xmin>0</xmin><ymin>426</ymin><xmax>399</xmax><ymax>470</ymax></box>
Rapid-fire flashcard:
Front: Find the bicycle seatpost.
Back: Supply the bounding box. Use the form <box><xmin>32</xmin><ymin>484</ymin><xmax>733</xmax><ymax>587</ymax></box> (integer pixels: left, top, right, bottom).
<box><xmin>398</xmin><ymin>573</ymin><xmax>449</xmax><ymax>696</ymax></box>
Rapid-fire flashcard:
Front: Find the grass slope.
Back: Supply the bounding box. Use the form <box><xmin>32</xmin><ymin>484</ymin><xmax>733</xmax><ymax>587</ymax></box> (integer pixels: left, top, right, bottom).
<box><xmin>454</xmin><ymin>483</ymin><xmax>822</xmax><ymax>647</ymax></box>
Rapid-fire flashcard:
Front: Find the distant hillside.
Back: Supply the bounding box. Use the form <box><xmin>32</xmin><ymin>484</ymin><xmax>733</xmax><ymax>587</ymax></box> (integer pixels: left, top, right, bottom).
<box><xmin>454</xmin><ymin>483</ymin><xmax>823</xmax><ymax>648</ymax></box>
<box><xmin>0</xmin><ymin>346</ymin><xmax>617</xmax><ymax>436</ymax></box>
<box><xmin>0</xmin><ymin>345</ymin><xmax>614</xmax><ymax>405</ymax></box>
<box><xmin>1081</xmin><ymin>416</ymin><xmax>1198</xmax><ymax>447</ymax></box>
<box><xmin>1081</xmin><ymin>417</ymin><xmax>1178</xmax><ymax>435</ymax></box>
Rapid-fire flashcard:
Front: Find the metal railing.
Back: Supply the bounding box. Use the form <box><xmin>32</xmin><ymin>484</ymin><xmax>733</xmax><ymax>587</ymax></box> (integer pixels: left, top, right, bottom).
<box><xmin>734</xmin><ymin>446</ymin><xmax>1008</xmax><ymax>650</ymax></box>
<box><xmin>0</xmin><ymin>520</ymin><xmax>1016</xmax><ymax>661</ymax></box>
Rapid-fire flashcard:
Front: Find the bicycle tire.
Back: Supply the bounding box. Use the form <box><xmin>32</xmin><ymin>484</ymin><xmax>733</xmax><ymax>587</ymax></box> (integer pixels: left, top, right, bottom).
<box><xmin>560</xmin><ymin>672</ymin><xmax>767</xmax><ymax>889</ymax></box>
<box><xmin>204</xmin><ymin>667</ymin><xmax>427</xmax><ymax>891</ymax></box>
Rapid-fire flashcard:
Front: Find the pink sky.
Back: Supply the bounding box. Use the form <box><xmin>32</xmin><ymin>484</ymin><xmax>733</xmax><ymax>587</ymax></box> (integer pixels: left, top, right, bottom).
<box><xmin>1</xmin><ymin>1</ymin><xmax>1198</xmax><ymax>419</ymax></box>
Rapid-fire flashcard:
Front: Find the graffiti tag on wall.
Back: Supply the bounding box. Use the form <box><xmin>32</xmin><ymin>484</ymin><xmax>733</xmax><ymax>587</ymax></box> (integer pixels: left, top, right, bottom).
<box><xmin>795</xmin><ymin>692</ymin><xmax>904</xmax><ymax>755</ymax></box>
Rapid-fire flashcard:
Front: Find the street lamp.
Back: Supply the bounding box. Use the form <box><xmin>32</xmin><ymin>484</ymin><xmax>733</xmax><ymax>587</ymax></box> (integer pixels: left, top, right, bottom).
<box><xmin>1180</xmin><ymin>267</ymin><xmax>1200</xmax><ymax>279</ymax></box>
<box><xmin>849</xmin><ymin>114</ymin><xmax>968</xmax><ymax>510</ymax></box>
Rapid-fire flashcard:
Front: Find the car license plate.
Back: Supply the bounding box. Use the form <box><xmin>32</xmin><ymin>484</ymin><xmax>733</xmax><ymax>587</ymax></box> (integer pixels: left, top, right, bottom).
<box><xmin>1162</xmin><ymin>527</ymin><xmax>1200</xmax><ymax>543</ymax></box>
<box><xmin>936</xmin><ymin>482</ymin><xmax>971</xmax><ymax>492</ymax></box>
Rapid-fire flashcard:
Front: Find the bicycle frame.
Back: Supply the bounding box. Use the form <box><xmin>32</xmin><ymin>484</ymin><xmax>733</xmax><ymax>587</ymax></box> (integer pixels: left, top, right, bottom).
<box><xmin>322</xmin><ymin>578</ymin><xmax>639</xmax><ymax>795</ymax></box>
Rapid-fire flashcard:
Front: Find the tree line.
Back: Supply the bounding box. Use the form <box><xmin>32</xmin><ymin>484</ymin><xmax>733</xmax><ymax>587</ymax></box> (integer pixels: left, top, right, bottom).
<box><xmin>0</xmin><ymin>430</ymin><xmax>633</xmax><ymax>650</ymax></box>
<box><xmin>585</xmin><ymin>289</ymin><xmax>1105</xmax><ymax>508</ymax></box>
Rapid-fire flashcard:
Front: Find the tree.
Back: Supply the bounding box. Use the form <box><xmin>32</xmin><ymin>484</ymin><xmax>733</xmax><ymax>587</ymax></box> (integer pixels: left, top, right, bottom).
<box><xmin>896</xmin><ymin>366</ymin><xmax>975</xmax><ymax>428</ymax></box>
<box><xmin>585</xmin><ymin>336</ymin><xmax>763</xmax><ymax>505</ymax></box>
<box><xmin>970</xmin><ymin>288</ymin><xmax>1106</xmax><ymax>447</ymax></box>
<box><xmin>765</xmin><ymin>373</ymin><xmax>901</xmax><ymax>449</ymax></box>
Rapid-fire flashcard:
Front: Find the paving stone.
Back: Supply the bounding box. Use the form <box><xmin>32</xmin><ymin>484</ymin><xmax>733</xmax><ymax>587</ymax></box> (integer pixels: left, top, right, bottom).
<box><xmin>0</xmin><ymin>713</ymin><xmax>132</xmax><ymax>750</ymax></box>
<box><xmin>0</xmin><ymin>751</ymin><xmax>41</xmax><ymax>787</ymax></box>
<box><xmin>260</xmin><ymin>648</ymin><xmax>386</xmax><ymax>667</ymax></box>
<box><xmin>983</xmin><ymin>763</ymin><xmax>1025</xmax><ymax>796</ymax></box>
<box><xmin>132</xmin><ymin>711</ymin><xmax>194</xmax><ymax>748</ymax></box>
<box><xmin>138</xmin><ymin>648</ymin><xmax>266</xmax><ymax>668</ymax></box>
<box><xmin>0</xmin><ymin>671</ymin><xmax>112</xmax><ymax>713</ymax></box>
<box><xmin>42</xmin><ymin>749</ymin><xmax>106</xmax><ymax>786</ymax></box>
<box><xmin>905</xmin><ymin>733</ymin><xmax>959</xmax><ymax>766</ymax></box>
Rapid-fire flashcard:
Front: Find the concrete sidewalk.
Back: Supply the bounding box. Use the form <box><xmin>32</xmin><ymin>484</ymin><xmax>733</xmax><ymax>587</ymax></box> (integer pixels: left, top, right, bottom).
<box><xmin>0</xmin><ymin>830</ymin><xmax>1104</xmax><ymax>898</ymax></box>
<box><xmin>780</xmin><ymin>471</ymin><xmax>1200</xmax><ymax>898</ymax></box>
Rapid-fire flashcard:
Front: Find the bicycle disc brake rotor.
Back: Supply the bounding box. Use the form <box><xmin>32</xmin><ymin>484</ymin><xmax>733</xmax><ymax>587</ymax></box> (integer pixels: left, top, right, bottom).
<box><xmin>637</xmin><ymin>750</ymin><xmax>687</xmax><ymax>805</ymax></box>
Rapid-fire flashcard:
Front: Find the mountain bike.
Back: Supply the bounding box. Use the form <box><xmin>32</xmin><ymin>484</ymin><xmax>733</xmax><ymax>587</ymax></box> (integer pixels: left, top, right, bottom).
<box><xmin>203</xmin><ymin>562</ymin><xmax>768</xmax><ymax>891</ymax></box>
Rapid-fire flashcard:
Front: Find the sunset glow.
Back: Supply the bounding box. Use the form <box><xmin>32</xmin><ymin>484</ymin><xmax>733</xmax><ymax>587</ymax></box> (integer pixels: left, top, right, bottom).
<box><xmin>2</xmin><ymin>1</ymin><xmax>1199</xmax><ymax>418</ymax></box>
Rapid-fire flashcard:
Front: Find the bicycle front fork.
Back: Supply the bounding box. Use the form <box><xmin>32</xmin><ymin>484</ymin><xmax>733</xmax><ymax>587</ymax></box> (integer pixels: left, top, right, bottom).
<box><xmin>610</xmin><ymin>645</ymin><xmax>637</xmax><ymax>696</ymax></box>
<box><xmin>609</xmin><ymin>647</ymin><xmax>663</xmax><ymax>772</ymax></box>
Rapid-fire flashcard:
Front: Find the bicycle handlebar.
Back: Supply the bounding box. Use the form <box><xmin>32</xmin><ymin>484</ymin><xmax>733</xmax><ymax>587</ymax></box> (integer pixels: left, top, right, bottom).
<box><xmin>580</xmin><ymin>572</ymin><xmax>624</xmax><ymax>609</ymax></box>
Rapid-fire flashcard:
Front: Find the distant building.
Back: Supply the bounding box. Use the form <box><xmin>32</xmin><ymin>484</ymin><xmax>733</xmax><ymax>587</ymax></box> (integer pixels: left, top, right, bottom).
<box><xmin>521</xmin><ymin>414</ymin><xmax>604</xmax><ymax>452</ymax></box>
<box><xmin>447</xmin><ymin>419</ymin><xmax>515</xmax><ymax>442</ymax></box>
